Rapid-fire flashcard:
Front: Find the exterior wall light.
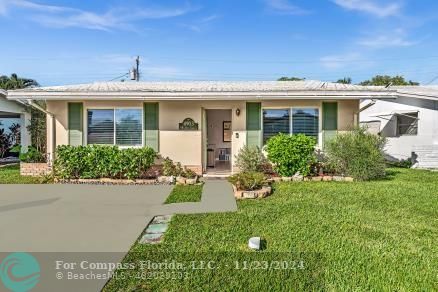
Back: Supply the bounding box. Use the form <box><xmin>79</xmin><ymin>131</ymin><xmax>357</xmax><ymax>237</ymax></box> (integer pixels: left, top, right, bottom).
<box><xmin>235</xmin><ymin>108</ymin><xmax>241</xmax><ymax>116</ymax></box>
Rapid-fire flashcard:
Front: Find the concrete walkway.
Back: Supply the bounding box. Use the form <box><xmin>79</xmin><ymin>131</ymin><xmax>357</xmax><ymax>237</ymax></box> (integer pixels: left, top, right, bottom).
<box><xmin>151</xmin><ymin>179</ymin><xmax>237</xmax><ymax>215</ymax></box>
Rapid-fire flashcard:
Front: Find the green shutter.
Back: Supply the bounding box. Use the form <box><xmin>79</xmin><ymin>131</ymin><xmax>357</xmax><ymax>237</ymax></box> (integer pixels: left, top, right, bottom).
<box><xmin>322</xmin><ymin>102</ymin><xmax>338</xmax><ymax>130</ymax></box>
<box><xmin>144</xmin><ymin>103</ymin><xmax>159</xmax><ymax>151</ymax></box>
<box><xmin>246</xmin><ymin>102</ymin><xmax>262</xmax><ymax>147</ymax></box>
<box><xmin>68</xmin><ymin>103</ymin><xmax>83</xmax><ymax>146</ymax></box>
<box><xmin>322</xmin><ymin>102</ymin><xmax>338</xmax><ymax>148</ymax></box>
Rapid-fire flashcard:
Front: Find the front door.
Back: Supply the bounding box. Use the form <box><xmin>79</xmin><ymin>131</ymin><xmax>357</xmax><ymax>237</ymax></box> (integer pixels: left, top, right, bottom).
<box><xmin>204</xmin><ymin>109</ymin><xmax>232</xmax><ymax>174</ymax></box>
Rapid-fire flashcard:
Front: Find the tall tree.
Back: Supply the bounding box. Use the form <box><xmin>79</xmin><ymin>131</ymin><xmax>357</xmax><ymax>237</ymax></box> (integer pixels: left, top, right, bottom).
<box><xmin>278</xmin><ymin>77</ymin><xmax>305</xmax><ymax>81</ymax></box>
<box><xmin>336</xmin><ymin>77</ymin><xmax>352</xmax><ymax>84</ymax></box>
<box><xmin>360</xmin><ymin>75</ymin><xmax>419</xmax><ymax>86</ymax></box>
<box><xmin>0</xmin><ymin>73</ymin><xmax>39</xmax><ymax>90</ymax></box>
<box><xmin>0</xmin><ymin>73</ymin><xmax>45</xmax><ymax>152</ymax></box>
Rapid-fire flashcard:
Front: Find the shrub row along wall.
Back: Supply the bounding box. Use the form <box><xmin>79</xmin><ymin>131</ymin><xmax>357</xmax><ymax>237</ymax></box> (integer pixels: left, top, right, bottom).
<box><xmin>54</xmin><ymin>145</ymin><xmax>156</xmax><ymax>180</ymax></box>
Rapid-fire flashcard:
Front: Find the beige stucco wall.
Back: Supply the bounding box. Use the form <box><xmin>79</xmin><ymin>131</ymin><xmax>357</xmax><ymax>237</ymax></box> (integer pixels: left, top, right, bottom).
<box><xmin>46</xmin><ymin>99</ymin><xmax>359</xmax><ymax>171</ymax></box>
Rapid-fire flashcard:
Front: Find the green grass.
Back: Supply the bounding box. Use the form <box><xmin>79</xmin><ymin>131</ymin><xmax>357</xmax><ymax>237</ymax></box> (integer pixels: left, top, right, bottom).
<box><xmin>0</xmin><ymin>164</ymin><xmax>44</xmax><ymax>184</ymax></box>
<box><xmin>164</xmin><ymin>184</ymin><xmax>203</xmax><ymax>204</ymax></box>
<box><xmin>105</xmin><ymin>168</ymin><xmax>437</xmax><ymax>291</ymax></box>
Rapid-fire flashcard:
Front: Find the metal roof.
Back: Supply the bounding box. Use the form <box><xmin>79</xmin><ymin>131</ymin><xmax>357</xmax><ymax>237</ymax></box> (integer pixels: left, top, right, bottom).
<box><xmin>7</xmin><ymin>80</ymin><xmax>388</xmax><ymax>93</ymax></box>
<box><xmin>393</xmin><ymin>86</ymin><xmax>438</xmax><ymax>100</ymax></box>
<box><xmin>6</xmin><ymin>80</ymin><xmax>396</xmax><ymax>100</ymax></box>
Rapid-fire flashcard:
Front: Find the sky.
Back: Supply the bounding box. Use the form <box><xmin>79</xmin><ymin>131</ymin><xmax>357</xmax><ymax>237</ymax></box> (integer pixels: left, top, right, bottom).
<box><xmin>1</xmin><ymin>0</ymin><xmax>438</xmax><ymax>86</ymax></box>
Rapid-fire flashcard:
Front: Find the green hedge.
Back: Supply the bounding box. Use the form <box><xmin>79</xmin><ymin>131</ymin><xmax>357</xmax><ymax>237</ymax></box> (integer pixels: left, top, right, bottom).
<box><xmin>325</xmin><ymin>127</ymin><xmax>387</xmax><ymax>181</ymax></box>
<box><xmin>54</xmin><ymin>145</ymin><xmax>156</xmax><ymax>180</ymax></box>
<box><xmin>265</xmin><ymin>133</ymin><xmax>316</xmax><ymax>177</ymax></box>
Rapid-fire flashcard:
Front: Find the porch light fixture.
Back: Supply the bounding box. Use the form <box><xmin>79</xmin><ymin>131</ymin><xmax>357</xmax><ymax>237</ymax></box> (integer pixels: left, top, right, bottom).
<box><xmin>235</xmin><ymin>108</ymin><xmax>241</xmax><ymax>116</ymax></box>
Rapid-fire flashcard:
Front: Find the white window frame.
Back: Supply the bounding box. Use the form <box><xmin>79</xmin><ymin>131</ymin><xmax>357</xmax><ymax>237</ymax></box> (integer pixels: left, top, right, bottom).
<box><xmin>84</xmin><ymin>107</ymin><xmax>144</xmax><ymax>148</ymax></box>
<box><xmin>262</xmin><ymin>105</ymin><xmax>322</xmax><ymax>148</ymax></box>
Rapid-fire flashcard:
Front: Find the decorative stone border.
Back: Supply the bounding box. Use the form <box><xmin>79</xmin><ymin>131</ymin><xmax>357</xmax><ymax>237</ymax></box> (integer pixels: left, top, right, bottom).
<box><xmin>270</xmin><ymin>175</ymin><xmax>355</xmax><ymax>182</ymax></box>
<box><xmin>232</xmin><ymin>185</ymin><xmax>272</xmax><ymax>199</ymax></box>
<box><xmin>20</xmin><ymin>163</ymin><xmax>51</xmax><ymax>177</ymax></box>
<box><xmin>56</xmin><ymin>178</ymin><xmax>162</xmax><ymax>185</ymax></box>
<box><xmin>158</xmin><ymin>176</ymin><xmax>200</xmax><ymax>185</ymax></box>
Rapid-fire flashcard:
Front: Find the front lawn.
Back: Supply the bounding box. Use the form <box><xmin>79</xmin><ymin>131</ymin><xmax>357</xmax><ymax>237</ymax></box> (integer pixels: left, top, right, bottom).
<box><xmin>164</xmin><ymin>185</ymin><xmax>203</xmax><ymax>204</ymax></box>
<box><xmin>0</xmin><ymin>164</ymin><xmax>44</xmax><ymax>184</ymax></box>
<box><xmin>105</xmin><ymin>168</ymin><xmax>437</xmax><ymax>291</ymax></box>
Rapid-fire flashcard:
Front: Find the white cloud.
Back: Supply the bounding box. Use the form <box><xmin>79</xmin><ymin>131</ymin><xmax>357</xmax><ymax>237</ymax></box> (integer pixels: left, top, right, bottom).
<box><xmin>320</xmin><ymin>53</ymin><xmax>363</xmax><ymax>69</ymax></box>
<box><xmin>332</xmin><ymin>0</ymin><xmax>401</xmax><ymax>17</ymax></box>
<box><xmin>201</xmin><ymin>14</ymin><xmax>220</xmax><ymax>23</ymax></box>
<box><xmin>0</xmin><ymin>0</ymin><xmax>196</xmax><ymax>31</ymax></box>
<box><xmin>265</xmin><ymin>0</ymin><xmax>310</xmax><ymax>15</ymax></box>
<box><xmin>358</xmin><ymin>35</ymin><xmax>416</xmax><ymax>48</ymax></box>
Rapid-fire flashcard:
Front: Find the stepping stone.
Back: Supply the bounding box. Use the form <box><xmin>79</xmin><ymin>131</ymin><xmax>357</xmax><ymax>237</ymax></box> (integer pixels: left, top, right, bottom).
<box><xmin>152</xmin><ymin>215</ymin><xmax>173</xmax><ymax>224</ymax></box>
<box><xmin>145</xmin><ymin>223</ymin><xmax>168</xmax><ymax>234</ymax></box>
<box><xmin>139</xmin><ymin>233</ymin><xmax>164</xmax><ymax>244</ymax></box>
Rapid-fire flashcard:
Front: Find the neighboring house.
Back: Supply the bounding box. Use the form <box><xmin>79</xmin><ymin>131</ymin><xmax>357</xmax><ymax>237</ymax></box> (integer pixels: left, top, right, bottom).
<box><xmin>361</xmin><ymin>86</ymin><xmax>438</xmax><ymax>169</ymax></box>
<box><xmin>7</xmin><ymin>81</ymin><xmax>395</xmax><ymax>174</ymax></box>
<box><xmin>0</xmin><ymin>89</ymin><xmax>31</xmax><ymax>152</ymax></box>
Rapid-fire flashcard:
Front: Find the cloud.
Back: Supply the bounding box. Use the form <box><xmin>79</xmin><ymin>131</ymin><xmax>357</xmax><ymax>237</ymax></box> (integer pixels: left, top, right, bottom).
<box><xmin>201</xmin><ymin>14</ymin><xmax>220</xmax><ymax>23</ymax></box>
<box><xmin>332</xmin><ymin>0</ymin><xmax>401</xmax><ymax>17</ymax></box>
<box><xmin>0</xmin><ymin>0</ymin><xmax>196</xmax><ymax>31</ymax></box>
<box><xmin>265</xmin><ymin>0</ymin><xmax>311</xmax><ymax>15</ymax></box>
<box><xmin>357</xmin><ymin>31</ymin><xmax>417</xmax><ymax>48</ymax></box>
<box><xmin>180</xmin><ymin>14</ymin><xmax>220</xmax><ymax>33</ymax></box>
<box><xmin>320</xmin><ymin>53</ymin><xmax>363</xmax><ymax>69</ymax></box>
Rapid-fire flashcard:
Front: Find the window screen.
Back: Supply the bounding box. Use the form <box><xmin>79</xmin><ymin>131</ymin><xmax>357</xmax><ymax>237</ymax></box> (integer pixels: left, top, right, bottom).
<box><xmin>397</xmin><ymin>113</ymin><xmax>418</xmax><ymax>136</ymax></box>
<box><xmin>115</xmin><ymin>109</ymin><xmax>142</xmax><ymax>146</ymax></box>
<box><xmin>87</xmin><ymin>109</ymin><xmax>114</xmax><ymax>145</ymax></box>
<box><xmin>292</xmin><ymin>108</ymin><xmax>319</xmax><ymax>141</ymax></box>
<box><xmin>87</xmin><ymin>108</ymin><xmax>143</xmax><ymax>146</ymax></box>
<box><xmin>263</xmin><ymin>109</ymin><xmax>290</xmax><ymax>144</ymax></box>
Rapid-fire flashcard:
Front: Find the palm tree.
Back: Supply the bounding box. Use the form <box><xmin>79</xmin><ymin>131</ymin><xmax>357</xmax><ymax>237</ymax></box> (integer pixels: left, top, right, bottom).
<box><xmin>0</xmin><ymin>73</ymin><xmax>39</xmax><ymax>90</ymax></box>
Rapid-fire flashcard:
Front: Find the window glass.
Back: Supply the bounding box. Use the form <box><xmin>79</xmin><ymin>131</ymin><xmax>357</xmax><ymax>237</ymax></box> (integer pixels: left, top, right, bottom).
<box><xmin>292</xmin><ymin>108</ymin><xmax>319</xmax><ymax>141</ymax></box>
<box><xmin>87</xmin><ymin>109</ymin><xmax>114</xmax><ymax>145</ymax></box>
<box><xmin>115</xmin><ymin>109</ymin><xmax>142</xmax><ymax>146</ymax></box>
<box><xmin>397</xmin><ymin>113</ymin><xmax>418</xmax><ymax>135</ymax></box>
<box><xmin>263</xmin><ymin>109</ymin><xmax>290</xmax><ymax>144</ymax></box>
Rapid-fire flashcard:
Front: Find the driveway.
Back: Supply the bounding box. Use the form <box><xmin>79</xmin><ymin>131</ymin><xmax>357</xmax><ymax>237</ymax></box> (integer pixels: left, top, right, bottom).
<box><xmin>0</xmin><ymin>184</ymin><xmax>173</xmax><ymax>252</ymax></box>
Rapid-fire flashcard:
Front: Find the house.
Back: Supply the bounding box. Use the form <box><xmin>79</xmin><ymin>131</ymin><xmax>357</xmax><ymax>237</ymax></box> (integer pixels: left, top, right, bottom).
<box><xmin>0</xmin><ymin>89</ymin><xmax>31</xmax><ymax>152</ymax></box>
<box><xmin>361</xmin><ymin>86</ymin><xmax>438</xmax><ymax>168</ymax></box>
<box><xmin>7</xmin><ymin>81</ymin><xmax>395</xmax><ymax>174</ymax></box>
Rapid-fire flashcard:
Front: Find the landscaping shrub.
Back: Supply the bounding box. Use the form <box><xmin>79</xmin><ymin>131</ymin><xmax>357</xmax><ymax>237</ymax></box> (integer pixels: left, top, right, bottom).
<box><xmin>161</xmin><ymin>157</ymin><xmax>196</xmax><ymax>178</ymax></box>
<box><xmin>16</xmin><ymin>146</ymin><xmax>46</xmax><ymax>163</ymax></box>
<box><xmin>235</xmin><ymin>145</ymin><xmax>269</xmax><ymax>172</ymax></box>
<box><xmin>183</xmin><ymin>168</ymin><xmax>197</xmax><ymax>179</ymax></box>
<box><xmin>325</xmin><ymin>127</ymin><xmax>387</xmax><ymax>181</ymax></box>
<box><xmin>265</xmin><ymin>133</ymin><xmax>316</xmax><ymax>177</ymax></box>
<box><xmin>54</xmin><ymin>145</ymin><xmax>156</xmax><ymax>180</ymax></box>
<box><xmin>387</xmin><ymin>158</ymin><xmax>413</xmax><ymax>168</ymax></box>
<box><xmin>228</xmin><ymin>171</ymin><xmax>266</xmax><ymax>191</ymax></box>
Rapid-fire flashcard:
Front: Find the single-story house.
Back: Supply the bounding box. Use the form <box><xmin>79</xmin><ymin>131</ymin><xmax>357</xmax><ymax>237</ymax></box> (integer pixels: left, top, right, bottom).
<box><xmin>7</xmin><ymin>81</ymin><xmax>396</xmax><ymax>174</ymax></box>
<box><xmin>361</xmin><ymin>86</ymin><xmax>438</xmax><ymax>169</ymax></box>
<box><xmin>0</xmin><ymin>89</ymin><xmax>31</xmax><ymax>152</ymax></box>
